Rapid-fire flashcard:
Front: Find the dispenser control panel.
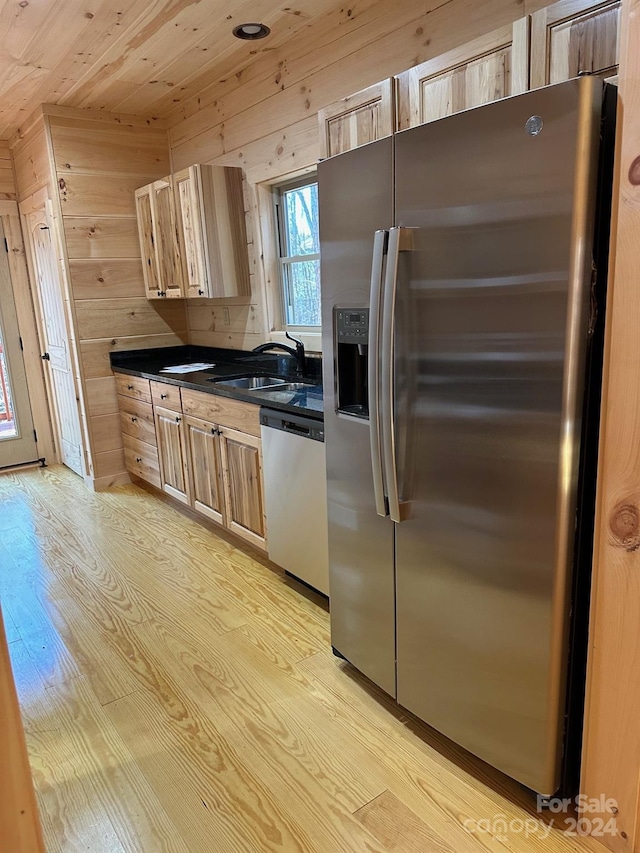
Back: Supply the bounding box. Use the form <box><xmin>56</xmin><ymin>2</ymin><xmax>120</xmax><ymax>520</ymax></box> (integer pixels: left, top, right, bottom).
<box><xmin>336</xmin><ymin>308</ymin><xmax>369</xmax><ymax>344</ymax></box>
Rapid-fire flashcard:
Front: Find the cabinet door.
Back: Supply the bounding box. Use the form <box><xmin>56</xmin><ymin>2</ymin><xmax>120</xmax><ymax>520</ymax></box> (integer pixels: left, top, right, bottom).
<box><xmin>318</xmin><ymin>79</ymin><xmax>395</xmax><ymax>159</ymax></box>
<box><xmin>152</xmin><ymin>178</ymin><xmax>185</xmax><ymax>299</ymax></box>
<box><xmin>174</xmin><ymin>167</ymin><xmax>208</xmax><ymax>298</ymax></box>
<box><xmin>396</xmin><ymin>18</ymin><xmax>529</xmax><ymax>130</ymax></box>
<box><xmin>184</xmin><ymin>415</ymin><xmax>225</xmax><ymax>524</ymax></box>
<box><xmin>154</xmin><ymin>405</ymin><xmax>191</xmax><ymax>504</ymax></box>
<box><xmin>219</xmin><ymin>427</ymin><xmax>266</xmax><ymax>550</ymax></box>
<box><xmin>134</xmin><ymin>184</ymin><xmax>159</xmax><ymax>299</ymax></box>
<box><xmin>530</xmin><ymin>0</ymin><xmax>620</xmax><ymax>88</ymax></box>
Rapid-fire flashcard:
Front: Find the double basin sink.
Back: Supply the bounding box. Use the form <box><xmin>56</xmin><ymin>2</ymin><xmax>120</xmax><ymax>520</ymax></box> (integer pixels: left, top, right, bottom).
<box><xmin>209</xmin><ymin>375</ymin><xmax>315</xmax><ymax>393</ymax></box>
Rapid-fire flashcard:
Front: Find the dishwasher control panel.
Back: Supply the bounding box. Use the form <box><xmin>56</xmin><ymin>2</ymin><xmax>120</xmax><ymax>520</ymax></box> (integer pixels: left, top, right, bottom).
<box><xmin>260</xmin><ymin>409</ymin><xmax>324</xmax><ymax>442</ymax></box>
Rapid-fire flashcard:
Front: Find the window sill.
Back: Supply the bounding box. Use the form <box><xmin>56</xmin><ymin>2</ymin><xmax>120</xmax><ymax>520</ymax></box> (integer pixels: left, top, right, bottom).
<box><xmin>268</xmin><ymin>330</ymin><xmax>322</xmax><ymax>355</ymax></box>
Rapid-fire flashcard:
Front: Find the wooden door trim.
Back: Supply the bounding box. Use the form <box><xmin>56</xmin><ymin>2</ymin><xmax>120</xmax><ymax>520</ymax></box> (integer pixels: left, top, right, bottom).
<box><xmin>580</xmin><ymin>0</ymin><xmax>640</xmax><ymax>844</ymax></box>
<box><xmin>1</xmin><ymin>206</ymin><xmax>55</xmax><ymax>463</ymax></box>
<box><xmin>0</xmin><ymin>608</ymin><xmax>46</xmax><ymax>852</ymax></box>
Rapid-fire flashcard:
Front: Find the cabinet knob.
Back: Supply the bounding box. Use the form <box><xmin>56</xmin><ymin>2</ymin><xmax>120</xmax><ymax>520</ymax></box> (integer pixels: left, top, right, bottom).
<box><xmin>198</xmin><ymin>289</ymin><xmax>204</xmax><ymax>296</ymax></box>
<box><xmin>157</xmin><ymin>290</ymin><xmax>162</xmax><ymax>297</ymax></box>
<box><xmin>160</xmin><ymin>393</ymin><xmax>167</xmax><ymax>399</ymax></box>
<box><xmin>135</xmin><ymin>457</ymin><xmax>142</xmax><ymax>463</ymax></box>
<box><xmin>127</xmin><ymin>384</ymin><xmax>134</xmax><ymax>391</ymax></box>
<box><xmin>176</xmin><ymin>416</ymin><xmax>181</xmax><ymax>423</ymax></box>
<box><xmin>131</xmin><ymin>416</ymin><xmax>137</xmax><ymax>423</ymax></box>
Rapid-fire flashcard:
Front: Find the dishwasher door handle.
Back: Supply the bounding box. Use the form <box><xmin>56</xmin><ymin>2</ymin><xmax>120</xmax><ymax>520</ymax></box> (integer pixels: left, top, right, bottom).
<box><xmin>283</xmin><ymin>420</ymin><xmax>311</xmax><ymax>436</ymax></box>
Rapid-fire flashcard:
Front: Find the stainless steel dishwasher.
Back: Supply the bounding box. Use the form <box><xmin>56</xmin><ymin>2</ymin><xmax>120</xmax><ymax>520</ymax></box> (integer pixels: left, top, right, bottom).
<box><xmin>260</xmin><ymin>408</ymin><xmax>329</xmax><ymax>596</ymax></box>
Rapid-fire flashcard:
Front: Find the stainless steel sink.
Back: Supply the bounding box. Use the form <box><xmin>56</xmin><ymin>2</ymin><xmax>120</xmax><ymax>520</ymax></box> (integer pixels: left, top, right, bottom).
<box><xmin>274</xmin><ymin>382</ymin><xmax>316</xmax><ymax>392</ymax></box>
<box><xmin>210</xmin><ymin>375</ymin><xmax>287</xmax><ymax>390</ymax></box>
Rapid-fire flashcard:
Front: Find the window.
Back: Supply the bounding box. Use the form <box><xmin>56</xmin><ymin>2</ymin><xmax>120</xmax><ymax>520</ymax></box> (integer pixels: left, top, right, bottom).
<box><xmin>274</xmin><ymin>176</ymin><xmax>320</xmax><ymax>328</ymax></box>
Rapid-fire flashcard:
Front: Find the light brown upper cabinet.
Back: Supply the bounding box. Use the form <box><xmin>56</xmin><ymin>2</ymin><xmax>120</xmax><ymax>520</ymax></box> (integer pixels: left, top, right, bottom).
<box><xmin>134</xmin><ymin>184</ymin><xmax>160</xmax><ymax>299</ymax></box>
<box><xmin>530</xmin><ymin>0</ymin><xmax>620</xmax><ymax>88</ymax></box>
<box><xmin>318</xmin><ymin>79</ymin><xmax>395</xmax><ymax>159</ymax></box>
<box><xmin>135</xmin><ymin>177</ymin><xmax>184</xmax><ymax>299</ymax></box>
<box><xmin>396</xmin><ymin>19</ymin><xmax>530</xmax><ymax>130</ymax></box>
<box><xmin>173</xmin><ymin>164</ymin><xmax>250</xmax><ymax>299</ymax></box>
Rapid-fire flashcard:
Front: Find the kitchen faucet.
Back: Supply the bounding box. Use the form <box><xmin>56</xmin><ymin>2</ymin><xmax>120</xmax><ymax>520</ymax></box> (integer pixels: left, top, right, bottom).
<box><xmin>252</xmin><ymin>331</ymin><xmax>306</xmax><ymax>375</ymax></box>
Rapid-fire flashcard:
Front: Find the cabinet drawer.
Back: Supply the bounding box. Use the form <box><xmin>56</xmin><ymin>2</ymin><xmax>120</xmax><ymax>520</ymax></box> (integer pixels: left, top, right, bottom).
<box><xmin>123</xmin><ymin>433</ymin><xmax>160</xmax><ymax>488</ymax></box>
<box><xmin>181</xmin><ymin>388</ymin><xmax>260</xmax><ymax>437</ymax></box>
<box><xmin>115</xmin><ymin>373</ymin><xmax>152</xmax><ymax>404</ymax></box>
<box><xmin>150</xmin><ymin>380</ymin><xmax>182</xmax><ymax>411</ymax></box>
<box><xmin>118</xmin><ymin>396</ymin><xmax>156</xmax><ymax>446</ymax></box>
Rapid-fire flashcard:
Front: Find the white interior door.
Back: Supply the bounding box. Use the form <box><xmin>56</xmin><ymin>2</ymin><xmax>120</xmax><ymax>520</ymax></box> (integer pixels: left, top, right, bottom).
<box><xmin>28</xmin><ymin>209</ymin><xmax>83</xmax><ymax>476</ymax></box>
<box><xmin>0</xmin><ymin>221</ymin><xmax>38</xmax><ymax>469</ymax></box>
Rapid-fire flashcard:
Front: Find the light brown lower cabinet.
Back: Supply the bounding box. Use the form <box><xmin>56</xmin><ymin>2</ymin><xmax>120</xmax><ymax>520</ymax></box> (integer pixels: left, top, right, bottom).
<box><xmin>118</xmin><ymin>386</ymin><xmax>161</xmax><ymax>488</ymax></box>
<box><xmin>218</xmin><ymin>426</ymin><xmax>266</xmax><ymax>551</ymax></box>
<box><xmin>184</xmin><ymin>414</ymin><xmax>225</xmax><ymax>525</ymax></box>
<box><xmin>117</xmin><ymin>377</ymin><xmax>267</xmax><ymax>550</ymax></box>
<box><xmin>183</xmin><ymin>414</ymin><xmax>266</xmax><ymax>550</ymax></box>
<box><xmin>154</xmin><ymin>405</ymin><xmax>191</xmax><ymax>505</ymax></box>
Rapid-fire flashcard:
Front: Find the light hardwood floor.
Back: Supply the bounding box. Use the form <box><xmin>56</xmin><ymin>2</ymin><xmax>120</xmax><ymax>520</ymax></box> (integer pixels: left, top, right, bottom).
<box><xmin>0</xmin><ymin>466</ymin><xmax>604</xmax><ymax>852</ymax></box>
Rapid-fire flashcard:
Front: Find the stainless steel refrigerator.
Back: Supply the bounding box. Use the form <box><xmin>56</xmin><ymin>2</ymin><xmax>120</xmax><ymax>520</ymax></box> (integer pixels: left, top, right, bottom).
<box><xmin>319</xmin><ymin>77</ymin><xmax>614</xmax><ymax>797</ymax></box>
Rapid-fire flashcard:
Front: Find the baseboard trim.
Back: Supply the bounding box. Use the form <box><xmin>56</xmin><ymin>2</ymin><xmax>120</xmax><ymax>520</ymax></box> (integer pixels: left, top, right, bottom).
<box><xmin>85</xmin><ymin>471</ymin><xmax>132</xmax><ymax>492</ymax></box>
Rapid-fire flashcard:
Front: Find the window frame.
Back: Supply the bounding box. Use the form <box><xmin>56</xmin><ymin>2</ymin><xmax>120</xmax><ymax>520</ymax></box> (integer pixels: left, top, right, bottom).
<box><xmin>273</xmin><ymin>173</ymin><xmax>320</xmax><ymax>332</ymax></box>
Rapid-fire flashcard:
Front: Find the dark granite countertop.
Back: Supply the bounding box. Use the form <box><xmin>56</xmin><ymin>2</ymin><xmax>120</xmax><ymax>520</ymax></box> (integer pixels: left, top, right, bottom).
<box><xmin>110</xmin><ymin>345</ymin><xmax>324</xmax><ymax>421</ymax></box>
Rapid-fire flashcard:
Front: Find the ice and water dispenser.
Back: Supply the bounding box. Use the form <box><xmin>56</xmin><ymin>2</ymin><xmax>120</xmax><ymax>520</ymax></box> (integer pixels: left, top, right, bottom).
<box><xmin>335</xmin><ymin>307</ymin><xmax>369</xmax><ymax>419</ymax></box>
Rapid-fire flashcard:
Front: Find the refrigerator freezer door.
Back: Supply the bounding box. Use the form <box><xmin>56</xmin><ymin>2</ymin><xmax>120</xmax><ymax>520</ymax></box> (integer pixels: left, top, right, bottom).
<box><xmin>319</xmin><ymin>138</ymin><xmax>396</xmax><ymax>697</ymax></box>
<box><xmin>394</xmin><ymin>78</ymin><xmax>602</xmax><ymax>794</ymax></box>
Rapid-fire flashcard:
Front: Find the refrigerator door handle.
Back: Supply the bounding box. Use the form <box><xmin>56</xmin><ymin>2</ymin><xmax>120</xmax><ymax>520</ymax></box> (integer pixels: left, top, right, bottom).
<box><xmin>380</xmin><ymin>226</ymin><xmax>406</xmax><ymax>523</ymax></box>
<box><xmin>368</xmin><ymin>229</ymin><xmax>388</xmax><ymax>517</ymax></box>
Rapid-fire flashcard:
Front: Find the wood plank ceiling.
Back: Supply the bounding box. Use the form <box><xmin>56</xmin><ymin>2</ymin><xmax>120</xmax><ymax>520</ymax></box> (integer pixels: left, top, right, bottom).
<box><xmin>0</xmin><ymin>0</ymin><xmax>340</xmax><ymax>139</ymax></box>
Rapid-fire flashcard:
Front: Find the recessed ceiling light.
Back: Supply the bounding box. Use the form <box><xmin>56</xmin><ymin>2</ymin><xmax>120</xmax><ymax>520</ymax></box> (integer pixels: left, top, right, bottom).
<box><xmin>232</xmin><ymin>22</ymin><xmax>271</xmax><ymax>40</ymax></box>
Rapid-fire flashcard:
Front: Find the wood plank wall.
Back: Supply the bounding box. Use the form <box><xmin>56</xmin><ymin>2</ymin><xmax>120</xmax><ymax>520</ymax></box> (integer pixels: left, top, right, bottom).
<box><xmin>11</xmin><ymin>113</ymin><xmax>53</xmax><ymax>199</ymax></box>
<box><xmin>168</xmin><ymin>0</ymin><xmax>550</xmax><ymax>350</ymax></box>
<box><xmin>11</xmin><ymin>107</ymin><xmax>188</xmax><ymax>489</ymax></box>
<box><xmin>0</xmin><ymin>142</ymin><xmax>16</xmax><ymax>200</ymax></box>
<box><xmin>47</xmin><ymin>109</ymin><xmax>188</xmax><ymax>488</ymax></box>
